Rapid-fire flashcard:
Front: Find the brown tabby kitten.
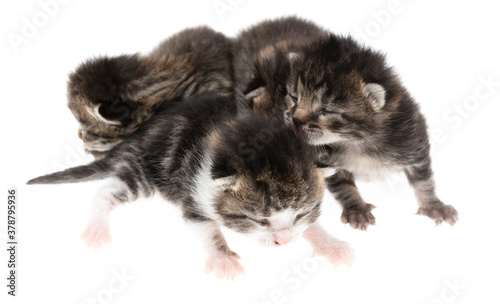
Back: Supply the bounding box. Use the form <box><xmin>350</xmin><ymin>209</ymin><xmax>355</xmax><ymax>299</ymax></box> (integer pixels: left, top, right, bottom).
<box><xmin>287</xmin><ymin>34</ymin><xmax>458</xmax><ymax>229</ymax></box>
<box><xmin>241</xmin><ymin>33</ymin><xmax>458</xmax><ymax>230</ymax></box>
<box><xmin>68</xmin><ymin>26</ymin><xmax>232</xmax><ymax>158</ymax></box>
<box><xmin>28</xmin><ymin>93</ymin><xmax>354</xmax><ymax>280</ymax></box>
<box><xmin>232</xmin><ymin>16</ymin><xmax>328</xmax><ymax>114</ymax></box>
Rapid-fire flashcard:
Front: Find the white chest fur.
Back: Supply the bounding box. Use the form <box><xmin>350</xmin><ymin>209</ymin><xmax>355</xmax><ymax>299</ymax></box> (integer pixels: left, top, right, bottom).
<box><xmin>337</xmin><ymin>150</ymin><xmax>402</xmax><ymax>182</ymax></box>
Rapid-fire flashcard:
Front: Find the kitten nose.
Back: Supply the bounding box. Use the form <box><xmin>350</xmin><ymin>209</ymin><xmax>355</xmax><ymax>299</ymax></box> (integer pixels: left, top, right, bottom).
<box><xmin>275</xmin><ymin>240</ymin><xmax>290</xmax><ymax>246</ymax></box>
<box><xmin>292</xmin><ymin>108</ymin><xmax>309</xmax><ymax>128</ymax></box>
<box><xmin>292</xmin><ymin>117</ymin><xmax>306</xmax><ymax>128</ymax></box>
<box><xmin>78</xmin><ymin>128</ymin><xmax>83</xmax><ymax>139</ymax></box>
<box><xmin>275</xmin><ymin>238</ymin><xmax>291</xmax><ymax>246</ymax></box>
<box><xmin>274</xmin><ymin>228</ymin><xmax>292</xmax><ymax>245</ymax></box>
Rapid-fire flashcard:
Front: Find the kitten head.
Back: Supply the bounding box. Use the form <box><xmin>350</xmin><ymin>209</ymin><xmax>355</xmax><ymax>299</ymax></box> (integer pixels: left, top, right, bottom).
<box><xmin>243</xmin><ymin>42</ymin><xmax>304</xmax><ymax>117</ymax></box>
<box><xmin>285</xmin><ymin>34</ymin><xmax>397</xmax><ymax>145</ymax></box>
<box><xmin>205</xmin><ymin>115</ymin><xmax>335</xmax><ymax>246</ymax></box>
<box><xmin>67</xmin><ymin>55</ymin><xmax>146</xmax><ymax>156</ymax></box>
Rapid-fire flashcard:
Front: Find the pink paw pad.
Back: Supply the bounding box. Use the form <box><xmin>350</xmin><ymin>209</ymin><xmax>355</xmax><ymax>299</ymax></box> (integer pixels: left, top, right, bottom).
<box><xmin>205</xmin><ymin>254</ymin><xmax>244</xmax><ymax>280</ymax></box>
<box><xmin>80</xmin><ymin>221</ymin><xmax>112</xmax><ymax>248</ymax></box>
<box><xmin>314</xmin><ymin>241</ymin><xmax>355</xmax><ymax>268</ymax></box>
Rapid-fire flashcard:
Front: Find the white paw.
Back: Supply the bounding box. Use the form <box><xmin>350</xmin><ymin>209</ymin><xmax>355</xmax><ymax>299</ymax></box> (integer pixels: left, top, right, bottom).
<box><xmin>205</xmin><ymin>253</ymin><xmax>244</xmax><ymax>280</ymax></box>
<box><xmin>80</xmin><ymin>221</ymin><xmax>112</xmax><ymax>248</ymax></box>
<box><xmin>313</xmin><ymin>240</ymin><xmax>355</xmax><ymax>268</ymax></box>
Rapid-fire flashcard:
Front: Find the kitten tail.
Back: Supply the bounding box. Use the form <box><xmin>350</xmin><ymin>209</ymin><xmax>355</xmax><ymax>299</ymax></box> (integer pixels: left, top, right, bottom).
<box><xmin>27</xmin><ymin>159</ymin><xmax>112</xmax><ymax>185</ymax></box>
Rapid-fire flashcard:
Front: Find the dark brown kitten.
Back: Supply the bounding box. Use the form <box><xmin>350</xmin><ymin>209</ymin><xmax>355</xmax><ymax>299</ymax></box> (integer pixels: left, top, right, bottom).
<box><xmin>232</xmin><ymin>16</ymin><xmax>328</xmax><ymax>114</ymax></box>
<box><xmin>67</xmin><ymin>26</ymin><xmax>232</xmax><ymax>157</ymax></box>
<box><xmin>285</xmin><ymin>34</ymin><xmax>458</xmax><ymax>229</ymax></box>
<box><xmin>241</xmin><ymin>33</ymin><xmax>458</xmax><ymax>229</ymax></box>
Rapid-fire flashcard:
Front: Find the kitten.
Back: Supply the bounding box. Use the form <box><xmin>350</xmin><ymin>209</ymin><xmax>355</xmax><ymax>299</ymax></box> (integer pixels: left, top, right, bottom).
<box><xmin>240</xmin><ymin>43</ymin><xmax>298</xmax><ymax>117</ymax></box>
<box><xmin>283</xmin><ymin>34</ymin><xmax>459</xmax><ymax>229</ymax></box>
<box><xmin>232</xmin><ymin>16</ymin><xmax>328</xmax><ymax>114</ymax></box>
<box><xmin>28</xmin><ymin>93</ymin><xmax>354</xmax><ymax>280</ymax></box>
<box><xmin>68</xmin><ymin>26</ymin><xmax>232</xmax><ymax>158</ymax></box>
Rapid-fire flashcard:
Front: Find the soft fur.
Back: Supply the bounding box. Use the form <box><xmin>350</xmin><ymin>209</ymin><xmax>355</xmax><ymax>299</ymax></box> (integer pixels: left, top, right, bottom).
<box><xmin>29</xmin><ymin>93</ymin><xmax>354</xmax><ymax>279</ymax></box>
<box><xmin>232</xmin><ymin>16</ymin><xmax>328</xmax><ymax>114</ymax></box>
<box><xmin>68</xmin><ymin>26</ymin><xmax>233</xmax><ymax>157</ymax></box>
<box><xmin>242</xmin><ymin>31</ymin><xmax>458</xmax><ymax>229</ymax></box>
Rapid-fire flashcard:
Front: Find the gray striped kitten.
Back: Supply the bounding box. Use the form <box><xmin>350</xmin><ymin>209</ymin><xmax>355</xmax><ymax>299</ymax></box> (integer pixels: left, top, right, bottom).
<box><xmin>232</xmin><ymin>16</ymin><xmax>328</xmax><ymax>114</ymax></box>
<box><xmin>243</xmin><ymin>33</ymin><xmax>458</xmax><ymax>230</ymax></box>
<box><xmin>28</xmin><ymin>94</ymin><xmax>354</xmax><ymax>280</ymax></box>
<box><xmin>68</xmin><ymin>26</ymin><xmax>232</xmax><ymax>158</ymax></box>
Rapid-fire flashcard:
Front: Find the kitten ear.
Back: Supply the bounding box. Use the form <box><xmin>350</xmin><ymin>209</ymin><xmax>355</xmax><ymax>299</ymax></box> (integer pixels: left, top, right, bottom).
<box><xmin>315</xmin><ymin>161</ymin><xmax>337</xmax><ymax>178</ymax></box>
<box><xmin>363</xmin><ymin>83</ymin><xmax>386</xmax><ymax>111</ymax></box>
<box><xmin>244</xmin><ymin>76</ymin><xmax>265</xmax><ymax>99</ymax></box>
<box><xmin>211</xmin><ymin>159</ymin><xmax>241</xmax><ymax>191</ymax></box>
<box><xmin>89</xmin><ymin>105</ymin><xmax>121</xmax><ymax>125</ymax></box>
<box><xmin>91</xmin><ymin>99</ymin><xmax>138</xmax><ymax>126</ymax></box>
<box><xmin>244</xmin><ymin>76</ymin><xmax>267</xmax><ymax>110</ymax></box>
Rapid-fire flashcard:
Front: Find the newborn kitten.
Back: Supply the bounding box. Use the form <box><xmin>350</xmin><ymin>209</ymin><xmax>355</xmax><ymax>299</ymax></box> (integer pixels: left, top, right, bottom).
<box><xmin>283</xmin><ymin>34</ymin><xmax>458</xmax><ymax>229</ymax></box>
<box><xmin>68</xmin><ymin>26</ymin><xmax>232</xmax><ymax>158</ymax></box>
<box><xmin>28</xmin><ymin>94</ymin><xmax>354</xmax><ymax>279</ymax></box>
<box><xmin>240</xmin><ymin>43</ymin><xmax>297</xmax><ymax>116</ymax></box>
<box><xmin>232</xmin><ymin>16</ymin><xmax>327</xmax><ymax>114</ymax></box>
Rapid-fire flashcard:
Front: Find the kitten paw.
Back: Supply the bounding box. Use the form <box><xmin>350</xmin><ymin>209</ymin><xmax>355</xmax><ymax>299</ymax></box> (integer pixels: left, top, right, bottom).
<box><xmin>205</xmin><ymin>253</ymin><xmax>244</xmax><ymax>280</ymax></box>
<box><xmin>341</xmin><ymin>203</ymin><xmax>376</xmax><ymax>230</ymax></box>
<box><xmin>313</xmin><ymin>240</ymin><xmax>355</xmax><ymax>268</ymax></box>
<box><xmin>417</xmin><ymin>204</ymin><xmax>458</xmax><ymax>226</ymax></box>
<box><xmin>80</xmin><ymin>221</ymin><xmax>112</xmax><ymax>248</ymax></box>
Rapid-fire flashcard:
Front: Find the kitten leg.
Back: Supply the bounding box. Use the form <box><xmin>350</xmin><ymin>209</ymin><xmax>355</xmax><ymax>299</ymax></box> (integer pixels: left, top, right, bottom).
<box><xmin>303</xmin><ymin>222</ymin><xmax>355</xmax><ymax>268</ymax></box>
<box><xmin>81</xmin><ymin>178</ymin><xmax>131</xmax><ymax>248</ymax></box>
<box><xmin>190</xmin><ymin>220</ymin><xmax>244</xmax><ymax>280</ymax></box>
<box><xmin>326</xmin><ymin>170</ymin><xmax>376</xmax><ymax>230</ymax></box>
<box><xmin>405</xmin><ymin>162</ymin><xmax>458</xmax><ymax>226</ymax></box>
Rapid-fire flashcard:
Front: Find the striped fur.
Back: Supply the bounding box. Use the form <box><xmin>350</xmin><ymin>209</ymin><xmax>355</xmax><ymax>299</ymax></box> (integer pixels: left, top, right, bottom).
<box><xmin>29</xmin><ymin>93</ymin><xmax>348</xmax><ymax>278</ymax></box>
<box><xmin>67</xmin><ymin>26</ymin><xmax>233</xmax><ymax>158</ymax></box>
<box><xmin>238</xmin><ymin>28</ymin><xmax>458</xmax><ymax>229</ymax></box>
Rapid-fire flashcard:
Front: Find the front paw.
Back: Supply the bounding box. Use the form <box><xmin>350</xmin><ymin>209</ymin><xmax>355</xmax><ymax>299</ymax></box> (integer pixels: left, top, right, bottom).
<box><xmin>205</xmin><ymin>252</ymin><xmax>244</xmax><ymax>280</ymax></box>
<box><xmin>417</xmin><ymin>204</ymin><xmax>458</xmax><ymax>226</ymax></box>
<box><xmin>313</xmin><ymin>240</ymin><xmax>355</xmax><ymax>268</ymax></box>
<box><xmin>341</xmin><ymin>203</ymin><xmax>376</xmax><ymax>230</ymax></box>
<box><xmin>80</xmin><ymin>221</ymin><xmax>112</xmax><ymax>248</ymax></box>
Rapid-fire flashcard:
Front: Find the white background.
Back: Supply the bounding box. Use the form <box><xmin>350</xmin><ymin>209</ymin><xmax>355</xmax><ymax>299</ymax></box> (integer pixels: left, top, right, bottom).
<box><xmin>1</xmin><ymin>0</ymin><xmax>499</xmax><ymax>303</ymax></box>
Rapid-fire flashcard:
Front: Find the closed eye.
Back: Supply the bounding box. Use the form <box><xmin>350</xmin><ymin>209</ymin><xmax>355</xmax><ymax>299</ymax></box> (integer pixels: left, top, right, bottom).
<box><xmin>85</xmin><ymin>130</ymin><xmax>100</xmax><ymax>137</ymax></box>
<box><xmin>225</xmin><ymin>214</ymin><xmax>270</xmax><ymax>227</ymax></box>
<box><xmin>225</xmin><ymin>214</ymin><xmax>248</xmax><ymax>220</ymax></box>
<box><xmin>250</xmin><ymin>218</ymin><xmax>270</xmax><ymax>226</ymax></box>
<box><xmin>84</xmin><ymin>130</ymin><xmax>115</xmax><ymax>139</ymax></box>
<box><xmin>320</xmin><ymin>109</ymin><xmax>343</xmax><ymax>117</ymax></box>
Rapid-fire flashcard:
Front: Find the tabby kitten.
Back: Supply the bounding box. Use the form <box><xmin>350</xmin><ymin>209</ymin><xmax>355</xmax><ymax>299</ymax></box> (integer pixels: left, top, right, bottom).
<box><xmin>28</xmin><ymin>94</ymin><xmax>354</xmax><ymax>280</ymax></box>
<box><xmin>284</xmin><ymin>34</ymin><xmax>458</xmax><ymax>229</ymax></box>
<box><xmin>232</xmin><ymin>16</ymin><xmax>328</xmax><ymax>114</ymax></box>
<box><xmin>68</xmin><ymin>26</ymin><xmax>232</xmax><ymax>158</ymax></box>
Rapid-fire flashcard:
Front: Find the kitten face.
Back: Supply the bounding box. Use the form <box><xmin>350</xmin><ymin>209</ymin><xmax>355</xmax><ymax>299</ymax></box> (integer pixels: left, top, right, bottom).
<box><xmin>214</xmin><ymin>174</ymin><xmax>324</xmax><ymax>246</ymax></box>
<box><xmin>67</xmin><ymin>55</ymin><xmax>146</xmax><ymax>156</ymax></box>
<box><xmin>243</xmin><ymin>42</ymin><xmax>317</xmax><ymax>118</ymax></box>
<box><xmin>256</xmin><ymin>35</ymin><xmax>390</xmax><ymax>146</ymax></box>
<box><xmin>286</xmin><ymin>72</ymin><xmax>385</xmax><ymax>145</ymax></box>
<box><xmin>204</xmin><ymin>116</ymin><xmax>333</xmax><ymax>246</ymax></box>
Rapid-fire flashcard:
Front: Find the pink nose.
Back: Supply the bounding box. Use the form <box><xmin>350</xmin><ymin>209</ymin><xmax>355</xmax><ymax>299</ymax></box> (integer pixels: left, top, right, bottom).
<box><xmin>274</xmin><ymin>228</ymin><xmax>292</xmax><ymax>246</ymax></box>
